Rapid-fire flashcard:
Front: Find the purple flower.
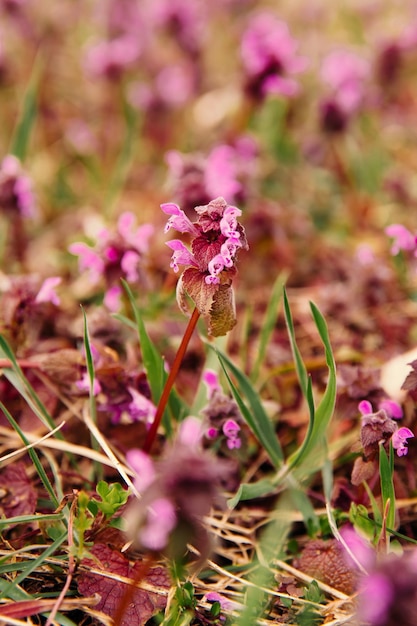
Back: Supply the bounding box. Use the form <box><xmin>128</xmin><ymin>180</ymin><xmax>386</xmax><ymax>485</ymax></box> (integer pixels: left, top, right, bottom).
<box><xmin>222</xmin><ymin>419</ymin><xmax>241</xmax><ymax>450</ymax></box>
<box><xmin>69</xmin><ymin>212</ymin><xmax>153</xmax><ymax>309</ymax></box>
<box><xmin>84</xmin><ymin>35</ymin><xmax>141</xmax><ymax>80</ymax></box>
<box><xmin>203</xmin><ymin>369</ymin><xmax>221</xmax><ymax>399</ymax></box>
<box><xmin>320</xmin><ymin>49</ymin><xmax>370</xmax><ymax>115</ymax></box>
<box><xmin>35</xmin><ymin>277</ymin><xmax>62</xmax><ymax>306</ymax></box>
<box><xmin>359</xmin><ymin>573</ymin><xmax>394</xmax><ymax>625</ymax></box>
<box><xmin>165</xmin><ymin>239</ymin><xmax>199</xmax><ymax>272</ymax></box>
<box><xmin>385</xmin><ymin>224</ymin><xmax>416</xmax><ymax>255</ymax></box>
<box><xmin>126</xmin><ymin>448</ymin><xmax>156</xmax><ymax>492</ymax></box>
<box><xmin>162</xmin><ymin>197</ymin><xmax>248</xmax><ymax>336</ymax></box>
<box><xmin>76</xmin><ymin>372</ymin><xmax>102</xmax><ymax>396</ymax></box>
<box><xmin>127</xmin><ymin>387</ymin><xmax>157</xmax><ymax>426</ymax></box>
<box><xmin>379</xmin><ymin>399</ymin><xmax>403</xmax><ymax>419</ymax></box>
<box><xmin>0</xmin><ymin>154</ymin><xmax>36</xmax><ymax>218</ymax></box>
<box><xmin>205</xmin><ymin>146</ymin><xmax>242</xmax><ymax>202</ymax></box>
<box><xmin>126</xmin><ymin>416</ymin><xmax>231</xmax><ymax>556</ymax></box>
<box><xmin>392</xmin><ymin>427</ymin><xmax>414</xmax><ymax>456</ymax></box>
<box><xmin>161</xmin><ymin>202</ymin><xmax>199</xmax><ymax>235</ymax></box>
<box><xmin>241</xmin><ymin>12</ymin><xmax>307</xmax><ymax>100</ymax></box>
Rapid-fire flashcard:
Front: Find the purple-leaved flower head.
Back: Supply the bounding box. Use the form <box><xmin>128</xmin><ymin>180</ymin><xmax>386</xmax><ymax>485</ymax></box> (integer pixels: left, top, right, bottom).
<box><xmin>162</xmin><ymin>197</ymin><xmax>248</xmax><ymax>336</ymax></box>
<box><xmin>126</xmin><ymin>416</ymin><xmax>231</xmax><ymax>560</ymax></box>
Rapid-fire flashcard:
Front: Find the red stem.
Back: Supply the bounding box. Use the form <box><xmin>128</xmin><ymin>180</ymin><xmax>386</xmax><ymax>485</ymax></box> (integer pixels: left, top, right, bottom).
<box><xmin>143</xmin><ymin>307</ymin><xmax>200</xmax><ymax>453</ymax></box>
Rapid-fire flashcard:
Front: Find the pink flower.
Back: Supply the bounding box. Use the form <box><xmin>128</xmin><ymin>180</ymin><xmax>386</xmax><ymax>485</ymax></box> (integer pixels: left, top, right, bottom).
<box><xmin>392</xmin><ymin>427</ymin><xmax>414</xmax><ymax>457</ymax></box>
<box><xmin>165</xmin><ymin>239</ymin><xmax>199</xmax><ymax>272</ymax></box>
<box><xmin>139</xmin><ymin>497</ymin><xmax>177</xmax><ymax>551</ymax></box>
<box><xmin>126</xmin><ymin>449</ymin><xmax>156</xmax><ymax>492</ymax></box>
<box><xmin>385</xmin><ymin>224</ymin><xmax>416</xmax><ymax>255</ymax></box>
<box><xmin>127</xmin><ymin>387</ymin><xmax>157</xmax><ymax>426</ymax></box>
<box><xmin>76</xmin><ymin>372</ymin><xmax>102</xmax><ymax>396</ymax></box>
<box><xmin>0</xmin><ymin>154</ymin><xmax>37</xmax><ymax>218</ymax></box>
<box><xmin>161</xmin><ymin>202</ymin><xmax>199</xmax><ymax>235</ymax></box>
<box><xmin>320</xmin><ymin>49</ymin><xmax>370</xmax><ymax>114</ymax></box>
<box><xmin>84</xmin><ymin>35</ymin><xmax>141</xmax><ymax>80</ymax></box>
<box><xmin>203</xmin><ymin>369</ymin><xmax>221</xmax><ymax>399</ymax></box>
<box><xmin>35</xmin><ymin>277</ymin><xmax>62</xmax><ymax>306</ymax></box>
<box><xmin>379</xmin><ymin>399</ymin><xmax>403</xmax><ymax>419</ymax></box>
<box><xmin>222</xmin><ymin>419</ymin><xmax>241</xmax><ymax>449</ymax></box>
<box><xmin>69</xmin><ymin>242</ymin><xmax>105</xmax><ymax>284</ymax></box>
<box><xmin>241</xmin><ymin>12</ymin><xmax>307</xmax><ymax>99</ymax></box>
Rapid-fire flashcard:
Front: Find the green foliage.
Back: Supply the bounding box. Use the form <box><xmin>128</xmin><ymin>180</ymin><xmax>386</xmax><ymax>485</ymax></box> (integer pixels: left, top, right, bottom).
<box><xmin>214</xmin><ymin>345</ymin><xmax>284</xmax><ymax>468</ymax></box>
<box><xmin>121</xmin><ymin>279</ymin><xmax>189</xmax><ymax>434</ymax></box>
<box><xmin>92</xmin><ymin>480</ymin><xmax>129</xmax><ymax>518</ymax></box>
<box><xmin>296</xmin><ymin>581</ymin><xmax>324</xmax><ymax>626</ymax></box>
<box><xmin>10</xmin><ymin>54</ymin><xmax>41</xmax><ymax>161</ymax></box>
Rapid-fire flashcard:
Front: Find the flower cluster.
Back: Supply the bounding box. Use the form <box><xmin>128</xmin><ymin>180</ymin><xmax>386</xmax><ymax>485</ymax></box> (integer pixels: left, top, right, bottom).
<box><xmin>202</xmin><ymin>369</ymin><xmax>243</xmax><ymax>450</ymax></box>
<box><xmin>240</xmin><ymin>12</ymin><xmax>307</xmax><ymax>101</ymax></box>
<box><xmin>162</xmin><ymin>196</ymin><xmax>248</xmax><ymax>336</ymax></box>
<box><xmin>0</xmin><ymin>154</ymin><xmax>36</xmax><ymax>218</ymax></box>
<box><xmin>69</xmin><ymin>212</ymin><xmax>154</xmax><ymax>311</ymax></box>
<box><xmin>358</xmin><ymin>400</ymin><xmax>414</xmax><ymax>458</ymax></box>
<box><xmin>126</xmin><ymin>417</ymin><xmax>230</xmax><ymax>559</ymax></box>
<box><xmin>385</xmin><ymin>224</ymin><xmax>417</xmax><ymax>256</ymax></box>
<box><xmin>319</xmin><ymin>49</ymin><xmax>370</xmax><ymax>132</ymax></box>
<box><xmin>165</xmin><ymin>138</ymin><xmax>257</xmax><ymax>210</ymax></box>
<box><xmin>75</xmin><ymin>343</ymin><xmax>156</xmax><ymax>426</ymax></box>
<box><xmin>341</xmin><ymin>526</ymin><xmax>417</xmax><ymax>626</ymax></box>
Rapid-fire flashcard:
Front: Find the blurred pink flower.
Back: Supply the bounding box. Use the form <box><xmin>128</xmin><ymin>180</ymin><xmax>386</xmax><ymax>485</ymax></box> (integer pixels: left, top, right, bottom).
<box><xmin>0</xmin><ymin>155</ymin><xmax>36</xmax><ymax>218</ymax></box>
<box><xmin>241</xmin><ymin>12</ymin><xmax>307</xmax><ymax>99</ymax></box>
<box><xmin>84</xmin><ymin>35</ymin><xmax>141</xmax><ymax>80</ymax></box>
<box><xmin>320</xmin><ymin>49</ymin><xmax>370</xmax><ymax>114</ymax></box>
<box><xmin>35</xmin><ymin>277</ymin><xmax>62</xmax><ymax>306</ymax></box>
<box><xmin>385</xmin><ymin>224</ymin><xmax>416</xmax><ymax>255</ymax></box>
<box><xmin>69</xmin><ymin>212</ymin><xmax>153</xmax><ymax>310</ymax></box>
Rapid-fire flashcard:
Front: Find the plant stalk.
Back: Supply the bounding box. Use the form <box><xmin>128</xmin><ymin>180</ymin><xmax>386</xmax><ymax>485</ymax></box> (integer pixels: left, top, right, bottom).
<box><xmin>143</xmin><ymin>307</ymin><xmax>200</xmax><ymax>453</ymax></box>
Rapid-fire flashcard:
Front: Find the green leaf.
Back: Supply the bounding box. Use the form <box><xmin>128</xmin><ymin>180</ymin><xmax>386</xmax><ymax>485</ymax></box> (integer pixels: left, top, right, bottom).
<box><xmin>213</xmin><ymin>346</ymin><xmax>284</xmax><ymax>468</ymax></box>
<box><xmin>283</xmin><ymin>289</ymin><xmax>309</xmax><ymax>397</ymax></box>
<box><xmin>0</xmin><ymin>335</ymin><xmax>60</xmax><ymax>433</ymax></box>
<box><xmin>10</xmin><ymin>53</ymin><xmax>42</xmax><ymax>160</ymax></box>
<box><xmin>227</xmin><ymin>478</ymin><xmax>277</xmax><ymax>509</ymax></box>
<box><xmin>122</xmin><ymin>280</ymin><xmax>188</xmax><ymax>432</ymax></box>
<box><xmin>287</xmin><ymin>300</ymin><xmax>337</xmax><ymax>475</ymax></box>
<box><xmin>379</xmin><ymin>443</ymin><xmax>396</xmax><ymax>534</ymax></box>
<box><xmin>251</xmin><ymin>272</ymin><xmax>287</xmax><ymax>384</ymax></box>
<box><xmin>0</xmin><ymin>401</ymin><xmax>60</xmax><ymax>508</ymax></box>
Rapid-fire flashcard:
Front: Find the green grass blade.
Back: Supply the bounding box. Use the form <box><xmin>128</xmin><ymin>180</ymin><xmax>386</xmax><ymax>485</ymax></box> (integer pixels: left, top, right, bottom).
<box><xmin>379</xmin><ymin>444</ymin><xmax>396</xmax><ymax>532</ymax></box>
<box><xmin>227</xmin><ymin>479</ymin><xmax>277</xmax><ymax>508</ymax></box>
<box><xmin>1</xmin><ymin>531</ymin><xmax>68</xmax><ymax>597</ymax></box>
<box><xmin>0</xmin><ymin>401</ymin><xmax>60</xmax><ymax>508</ymax></box>
<box><xmin>288</xmin><ymin>301</ymin><xmax>336</xmax><ymax>474</ymax></box>
<box><xmin>214</xmin><ymin>346</ymin><xmax>283</xmax><ymax>468</ymax></box>
<box><xmin>283</xmin><ymin>288</ymin><xmax>309</xmax><ymax>397</ymax></box>
<box><xmin>251</xmin><ymin>273</ymin><xmax>287</xmax><ymax>384</ymax></box>
<box><xmin>104</xmin><ymin>100</ymin><xmax>139</xmax><ymax>214</ymax></box>
<box><xmin>0</xmin><ymin>335</ymin><xmax>59</xmax><ymax>434</ymax></box>
<box><xmin>82</xmin><ymin>308</ymin><xmax>97</xmax><ymax>424</ymax></box>
<box><xmin>10</xmin><ymin>53</ymin><xmax>42</xmax><ymax>161</ymax></box>
<box><xmin>122</xmin><ymin>280</ymin><xmax>188</xmax><ymax>430</ymax></box>
<box><xmin>82</xmin><ymin>309</ymin><xmax>104</xmax><ymax>480</ymax></box>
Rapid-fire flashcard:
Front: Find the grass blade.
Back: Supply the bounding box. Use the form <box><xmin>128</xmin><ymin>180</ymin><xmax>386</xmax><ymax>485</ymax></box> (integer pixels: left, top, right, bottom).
<box><xmin>288</xmin><ymin>301</ymin><xmax>337</xmax><ymax>474</ymax></box>
<box><xmin>0</xmin><ymin>335</ymin><xmax>59</xmax><ymax>434</ymax></box>
<box><xmin>0</xmin><ymin>401</ymin><xmax>60</xmax><ymax>508</ymax></box>
<box><xmin>251</xmin><ymin>273</ymin><xmax>287</xmax><ymax>384</ymax></box>
<box><xmin>122</xmin><ymin>280</ymin><xmax>188</xmax><ymax>432</ymax></box>
<box><xmin>214</xmin><ymin>346</ymin><xmax>284</xmax><ymax>468</ymax></box>
<box><xmin>10</xmin><ymin>53</ymin><xmax>42</xmax><ymax>161</ymax></box>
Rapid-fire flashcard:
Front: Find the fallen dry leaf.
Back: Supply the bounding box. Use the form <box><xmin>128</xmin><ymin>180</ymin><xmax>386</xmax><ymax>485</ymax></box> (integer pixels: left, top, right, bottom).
<box><xmin>77</xmin><ymin>544</ymin><xmax>170</xmax><ymax>626</ymax></box>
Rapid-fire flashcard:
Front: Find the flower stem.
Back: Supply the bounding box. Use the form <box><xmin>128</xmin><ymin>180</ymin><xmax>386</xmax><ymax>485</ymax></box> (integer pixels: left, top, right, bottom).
<box><xmin>143</xmin><ymin>306</ymin><xmax>201</xmax><ymax>453</ymax></box>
